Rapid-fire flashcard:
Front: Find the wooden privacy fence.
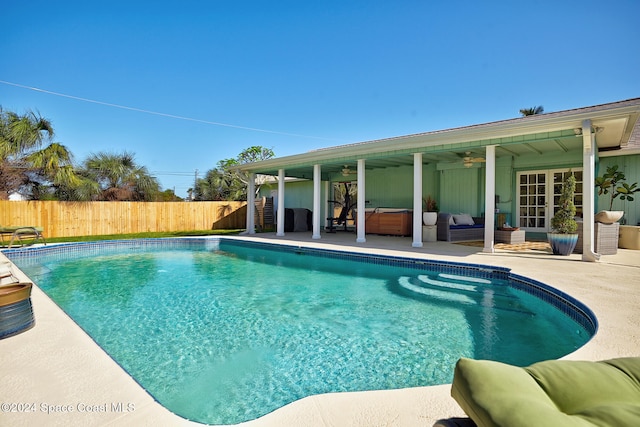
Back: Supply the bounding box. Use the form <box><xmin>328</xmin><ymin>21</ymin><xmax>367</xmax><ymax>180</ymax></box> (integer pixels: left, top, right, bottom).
<box><xmin>0</xmin><ymin>201</ymin><xmax>247</xmax><ymax>238</ymax></box>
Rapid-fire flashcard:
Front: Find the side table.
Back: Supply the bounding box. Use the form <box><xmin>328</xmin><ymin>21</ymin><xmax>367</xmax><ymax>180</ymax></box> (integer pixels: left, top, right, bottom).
<box><xmin>422</xmin><ymin>225</ymin><xmax>437</xmax><ymax>242</ymax></box>
<box><xmin>495</xmin><ymin>229</ymin><xmax>525</xmax><ymax>244</ymax></box>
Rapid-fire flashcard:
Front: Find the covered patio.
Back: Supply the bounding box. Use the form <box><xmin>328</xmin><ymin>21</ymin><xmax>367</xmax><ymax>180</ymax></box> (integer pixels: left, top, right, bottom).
<box><xmin>239</xmin><ymin>98</ymin><xmax>640</xmax><ymax>262</ymax></box>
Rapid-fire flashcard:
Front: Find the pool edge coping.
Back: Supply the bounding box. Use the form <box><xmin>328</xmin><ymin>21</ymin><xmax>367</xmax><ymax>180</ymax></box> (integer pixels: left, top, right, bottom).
<box><xmin>1</xmin><ymin>235</ymin><xmax>624</xmax><ymax>427</ymax></box>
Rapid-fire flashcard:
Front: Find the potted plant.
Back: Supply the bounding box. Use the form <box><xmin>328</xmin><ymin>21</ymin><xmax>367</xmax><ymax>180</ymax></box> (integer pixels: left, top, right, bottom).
<box><xmin>422</xmin><ymin>195</ymin><xmax>439</xmax><ymax>226</ymax></box>
<box><xmin>594</xmin><ymin>165</ymin><xmax>640</xmax><ymax>224</ymax></box>
<box><xmin>548</xmin><ymin>173</ymin><xmax>578</xmax><ymax>255</ymax></box>
<box><xmin>0</xmin><ymin>282</ymin><xmax>35</xmax><ymax>339</ymax></box>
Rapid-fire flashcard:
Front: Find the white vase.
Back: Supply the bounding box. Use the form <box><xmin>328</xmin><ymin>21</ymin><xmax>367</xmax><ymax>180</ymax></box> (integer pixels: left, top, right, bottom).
<box><xmin>423</xmin><ymin>212</ymin><xmax>438</xmax><ymax>226</ymax></box>
<box><xmin>594</xmin><ymin>210</ymin><xmax>624</xmax><ymax>224</ymax></box>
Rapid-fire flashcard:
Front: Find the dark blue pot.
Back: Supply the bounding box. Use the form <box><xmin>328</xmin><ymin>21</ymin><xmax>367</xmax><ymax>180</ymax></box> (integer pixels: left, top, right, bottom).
<box><xmin>547</xmin><ymin>233</ymin><xmax>579</xmax><ymax>255</ymax></box>
<box><xmin>0</xmin><ymin>283</ymin><xmax>35</xmax><ymax>339</ymax></box>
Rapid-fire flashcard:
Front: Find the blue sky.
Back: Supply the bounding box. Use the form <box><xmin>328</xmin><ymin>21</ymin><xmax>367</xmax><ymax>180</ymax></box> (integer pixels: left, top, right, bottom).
<box><xmin>2</xmin><ymin>1</ymin><xmax>639</xmax><ymax>197</ymax></box>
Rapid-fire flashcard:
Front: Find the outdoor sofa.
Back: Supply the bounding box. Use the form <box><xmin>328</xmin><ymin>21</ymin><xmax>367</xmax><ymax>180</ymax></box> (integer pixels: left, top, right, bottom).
<box><xmin>437</xmin><ymin>213</ymin><xmax>485</xmax><ymax>242</ymax></box>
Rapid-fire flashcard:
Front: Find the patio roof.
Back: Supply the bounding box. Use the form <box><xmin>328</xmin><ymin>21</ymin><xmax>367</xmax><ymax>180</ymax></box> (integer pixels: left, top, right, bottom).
<box><xmin>239</xmin><ymin>98</ymin><xmax>640</xmax><ymax>179</ymax></box>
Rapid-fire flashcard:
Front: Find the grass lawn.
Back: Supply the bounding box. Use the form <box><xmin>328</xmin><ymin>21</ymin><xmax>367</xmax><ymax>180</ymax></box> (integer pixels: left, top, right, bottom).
<box><xmin>0</xmin><ymin>229</ymin><xmax>243</xmax><ymax>248</ymax></box>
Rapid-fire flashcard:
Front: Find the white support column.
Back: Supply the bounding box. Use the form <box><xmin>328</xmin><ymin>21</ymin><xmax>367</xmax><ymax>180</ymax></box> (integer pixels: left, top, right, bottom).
<box><xmin>312</xmin><ymin>164</ymin><xmax>321</xmax><ymax>239</ymax></box>
<box><xmin>483</xmin><ymin>145</ymin><xmax>496</xmax><ymax>253</ymax></box>
<box><xmin>246</xmin><ymin>173</ymin><xmax>256</xmax><ymax>234</ymax></box>
<box><xmin>276</xmin><ymin>168</ymin><xmax>285</xmax><ymax>237</ymax></box>
<box><xmin>412</xmin><ymin>152</ymin><xmax>424</xmax><ymax>248</ymax></box>
<box><xmin>356</xmin><ymin>159</ymin><xmax>366</xmax><ymax>243</ymax></box>
<box><xmin>323</xmin><ymin>181</ymin><xmax>330</xmax><ymax>229</ymax></box>
<box><xmin>582</xmin><ymin>120</ymin><xmax>600</xmax><ymax>262</ymax></box>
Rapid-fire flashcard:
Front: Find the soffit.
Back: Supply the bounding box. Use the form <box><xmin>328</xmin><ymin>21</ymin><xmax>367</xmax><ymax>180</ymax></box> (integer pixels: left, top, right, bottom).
<box><xmin>241</xmin><ymin>98</ymin><xmax>640</xmax><ymax>179</ymax></box>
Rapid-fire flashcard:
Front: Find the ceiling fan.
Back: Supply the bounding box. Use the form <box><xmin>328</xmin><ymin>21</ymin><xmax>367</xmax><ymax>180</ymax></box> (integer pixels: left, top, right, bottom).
<box><xmin>462</xmin><ymin>152</ymin><xmax>486</xmax><ymax>168</ymax></box>
<box><xmin>341</xmin><ymin>165</ymin><xmax>356</xmax><ymax>176</ymax></box>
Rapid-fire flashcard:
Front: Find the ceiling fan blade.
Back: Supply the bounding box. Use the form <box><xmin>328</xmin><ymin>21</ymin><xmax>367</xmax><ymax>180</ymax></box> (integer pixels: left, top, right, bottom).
<box><xmin>341</xmin><ymin>165</ymin><xmax>354</xmax><ymax>176</ymax></box>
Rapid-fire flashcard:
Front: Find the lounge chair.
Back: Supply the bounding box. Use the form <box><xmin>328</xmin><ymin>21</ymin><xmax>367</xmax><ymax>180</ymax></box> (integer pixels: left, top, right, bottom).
<box><xmin>433</xmin><ymin>418</ymin><xmax>477</xmax><ymax>427</ymax></box>
<box><xmin>438</xmin><ymin>356</ymin><xmax>640</xmax><ymax>427</ymax></box>
<box><xmin>0</xmin><ymin>226</ymin><xmax>46</xmax><ymax>248</ymax></box>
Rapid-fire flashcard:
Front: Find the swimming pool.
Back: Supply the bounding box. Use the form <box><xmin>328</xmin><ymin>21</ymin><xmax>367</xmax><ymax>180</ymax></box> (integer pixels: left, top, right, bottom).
<box><xmin>6</xmin><ymin>238</ymin><xmax>596</xmax><ymax>425</ymax></box>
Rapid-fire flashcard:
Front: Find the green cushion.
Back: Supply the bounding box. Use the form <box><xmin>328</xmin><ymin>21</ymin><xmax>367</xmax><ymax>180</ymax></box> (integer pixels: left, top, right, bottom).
<box><xmin>451</xmin><ymin>357</ymin><xmax>640</xmax><ymax>427</ymax></box>
<box><xmin>0</xmin><ymin>226</ymin><xmax>43</xmax><ymax>233</ymax></box>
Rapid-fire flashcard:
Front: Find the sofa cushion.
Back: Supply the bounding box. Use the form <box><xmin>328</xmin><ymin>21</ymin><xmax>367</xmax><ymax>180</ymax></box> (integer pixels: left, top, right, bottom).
<box><xmin>453</xmin><ymin>214</ymin><xmax>475</xmax><ymax>226</ymax></box>
<box><xmin>451</xmin><ymin>357</ymin><xmax>640</xmax><ymax>427</ymax></box>
<box><xmin>450</xmin><ymin>224</ymin><xmax>484</xmax><ymax>230</ymax></box>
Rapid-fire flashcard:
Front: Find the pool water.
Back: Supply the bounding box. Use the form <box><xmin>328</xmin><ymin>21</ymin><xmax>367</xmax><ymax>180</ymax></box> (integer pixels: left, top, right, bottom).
<box><xmin>12</xmin><ymin>240</ymin><xmax>592</xmax><ymax>425</ymax></box>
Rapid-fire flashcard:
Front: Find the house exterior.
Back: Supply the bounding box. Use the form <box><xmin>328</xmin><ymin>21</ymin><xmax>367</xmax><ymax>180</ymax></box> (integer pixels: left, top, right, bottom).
<box><xmin>238</xmin><ymin>98</ymin><xmax>640</xmax><ymax>261</ymax></box>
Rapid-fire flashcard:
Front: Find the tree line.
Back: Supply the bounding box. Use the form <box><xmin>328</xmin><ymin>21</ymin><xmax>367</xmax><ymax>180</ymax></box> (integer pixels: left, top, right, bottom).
<box><xmin>0</xmin><ymin>107</ymin><xmax>274</xmax><ymax>201</ymax></box>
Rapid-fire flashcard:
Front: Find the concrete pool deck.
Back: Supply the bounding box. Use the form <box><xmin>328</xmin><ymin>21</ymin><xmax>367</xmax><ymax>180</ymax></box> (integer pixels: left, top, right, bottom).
<box><xmin>1</xmin><ymin>233</ymin><xmax>639</xmax><ymax>427</ymax></box>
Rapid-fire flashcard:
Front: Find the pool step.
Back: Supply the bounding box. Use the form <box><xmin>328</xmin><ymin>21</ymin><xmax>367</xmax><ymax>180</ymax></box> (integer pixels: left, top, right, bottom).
<box><xmin>397</xmin><ymin>276</ymin><xmax>476</xmax><ymax>305</ymax></box>
<box><xmin>397</xmin><ymin>275</ymin><xmax>535</xmax><ymax>316</ymax></box>
<box><xmin>420</xmin><ymin>274</ymin><xmax>516</xmax><ymax>300</ymax></box>
<box><xmin>438</xmin><ymin>273</ymin><xmax>491</xmax><ymax>284</ymax></box>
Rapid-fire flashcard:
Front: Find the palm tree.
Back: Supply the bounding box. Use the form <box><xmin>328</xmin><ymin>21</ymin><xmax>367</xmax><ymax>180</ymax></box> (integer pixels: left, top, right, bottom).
<box><xmin>0</xmin><ymin>107</ymin><xmax>79</xmax><ymax>199</ymax></box>
<box><xmin>0</xmin><ymin>108</ymin><xmax>54</xmax><ymax>158</ymax></box>
<box><xmin>519</xmin><ymin>106</ymin><xmax>544</xmax><ymax>116</ymax></box>
<box><xmin>194</xmin><ymin>146</ymin><xmax>274</xmax><ymax>201</ymax></box>
<box><xmin>26</xmin><ymin>142</ymin><xmax>80</xmax><ymax>186</ymax></box>
<box><xmin>194</xmin><ymin>168</ymin><xmax>228</xmax><ymax>201</ymax></box>
<box><xmin>79</xmin><ymin>151</ymin><xmax>160</xmax><ymax>201</ymax></box>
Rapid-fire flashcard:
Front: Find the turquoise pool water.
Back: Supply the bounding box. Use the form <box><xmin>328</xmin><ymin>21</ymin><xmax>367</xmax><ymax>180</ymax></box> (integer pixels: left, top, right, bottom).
<box><xmin>8</xmin><ymin>239</ymin><xmax>594</xmax><ymax>425</ymax></box>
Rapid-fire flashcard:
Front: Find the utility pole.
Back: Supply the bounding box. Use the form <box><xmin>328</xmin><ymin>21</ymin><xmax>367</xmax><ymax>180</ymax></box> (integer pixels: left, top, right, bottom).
<box><xmin>192</xmin><ymin>169</ymin><xmax>199</xmax><ymax>201</ymax></box>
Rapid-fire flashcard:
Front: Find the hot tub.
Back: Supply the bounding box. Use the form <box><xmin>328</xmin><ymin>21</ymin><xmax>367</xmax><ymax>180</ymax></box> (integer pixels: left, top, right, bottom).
<box><xmin>359</xmin><ymin>208</ymin><xmax>413</xmax><ymax>236</ymax></box>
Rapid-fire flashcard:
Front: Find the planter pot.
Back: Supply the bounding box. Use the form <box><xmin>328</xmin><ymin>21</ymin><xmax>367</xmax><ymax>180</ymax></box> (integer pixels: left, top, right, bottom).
<box><xmin>0</xmin><ymin>283</ymin><xmax>35</xmax><ymax>339</ymax></box>
<box><xmin>422</xmin><ymin>212</ymin><xmax>438</xmax><ymax>226</ymax></box>
<box><xmin>547</xmin><ymin>233</ymin><xmax>579</xmax><ymax>256</ymax></box>
<box><xmin>619</xmin><ymin>225</ymin><xmax>640</xmax><ymax>250</ymax></box>
<box><xmin>594</xmin><ymin>210</ymin><xmax>624</xmax><ymax>224</ymax></box>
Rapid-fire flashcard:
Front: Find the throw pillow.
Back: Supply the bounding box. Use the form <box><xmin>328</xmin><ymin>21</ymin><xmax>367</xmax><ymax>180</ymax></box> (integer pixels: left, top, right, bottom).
<box><xmin>453</xmin><ymin>214</ymin><xmax>475</xmax><ymax>226</ymax></box>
